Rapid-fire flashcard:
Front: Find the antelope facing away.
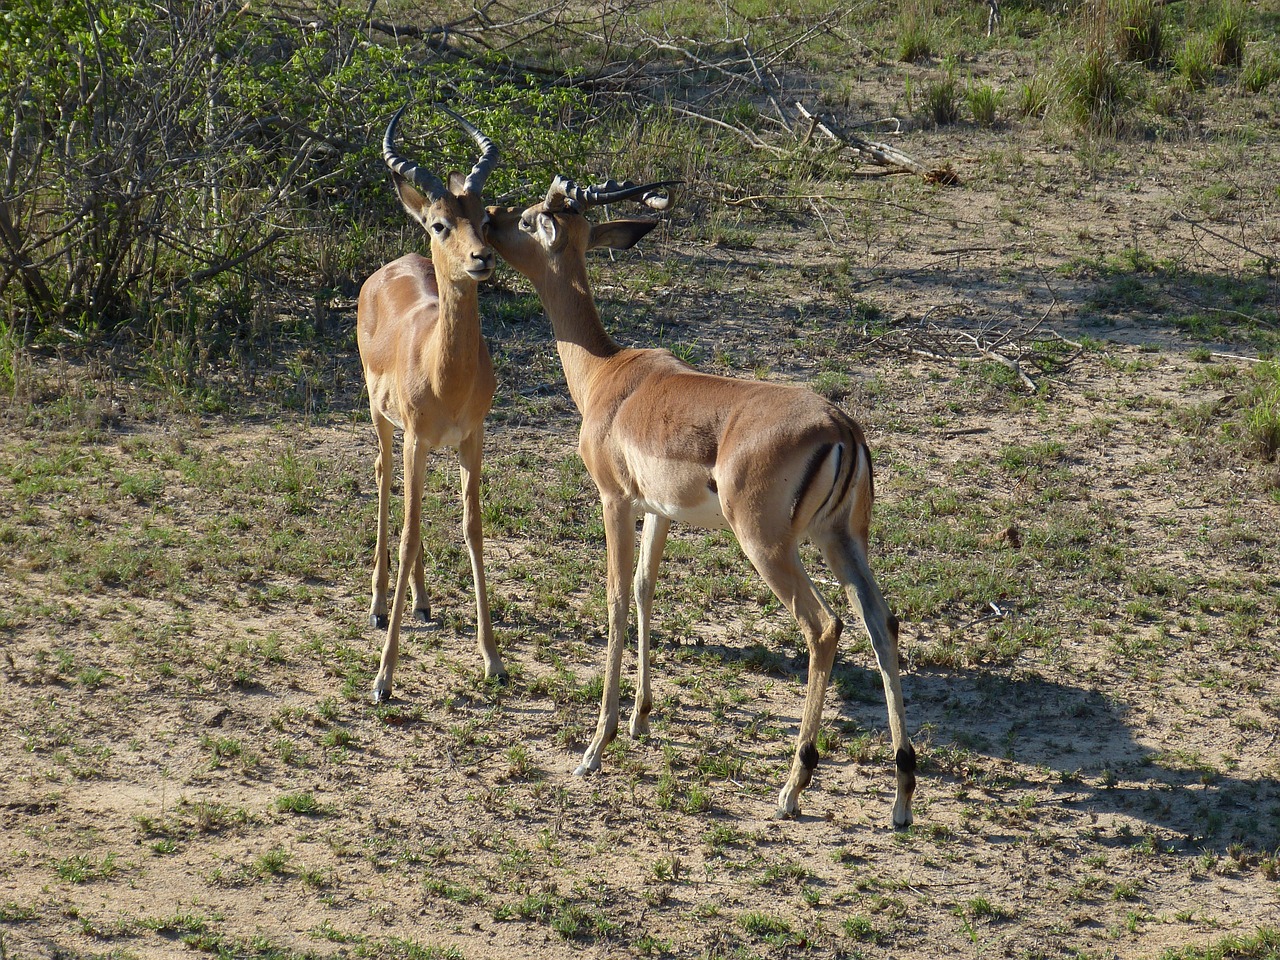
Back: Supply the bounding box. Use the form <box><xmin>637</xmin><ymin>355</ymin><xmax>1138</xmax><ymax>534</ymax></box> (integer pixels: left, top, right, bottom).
<box><xmin>357</xmin><ymin>105</ymin><xmax>505</xmax><ymax>701</ymax></box>
<box><xmin>485</xmin><ymin>177</ymin><xmax>915</xmax><ymax>824</ymax></box>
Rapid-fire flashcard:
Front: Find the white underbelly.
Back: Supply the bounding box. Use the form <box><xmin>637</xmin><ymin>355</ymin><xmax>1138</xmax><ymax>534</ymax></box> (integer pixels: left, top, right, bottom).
<box><xmin>635</xmin><ymin>491</ymin><xmax>729</xmax><ymax>530</ymax></box>
<box><xmin>383</xmin><ymin>414</ymin><xmax>466</xmax><ymax>450</ymax></box>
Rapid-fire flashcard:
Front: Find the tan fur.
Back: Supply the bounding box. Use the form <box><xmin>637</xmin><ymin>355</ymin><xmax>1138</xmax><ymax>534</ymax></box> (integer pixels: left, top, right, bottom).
<box><xmin>486</xmin><ymin>201</ymin><xmax>914</xmax><ymax>824</ymax></box>
<box><xmin>358</xmin><ymin>177</ymin><xmax>504</xmax><ymax>702</ymax></box>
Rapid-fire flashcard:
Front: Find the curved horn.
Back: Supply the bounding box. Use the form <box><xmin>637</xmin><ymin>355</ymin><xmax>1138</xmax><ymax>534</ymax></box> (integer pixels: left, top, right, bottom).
<box><xmin>545</xmin><ymin>176</ymin><xmax>680</xmax><ymax>211</ymax></box>
<box><xmin>382</xmin><ymin>104</ymin><xmax>448</xmax><ymax>201</ymax></box>
<box><xmin>441</xmin><ymin>108</ymin><xmax>500</xmax><ymax>196</ymax></box>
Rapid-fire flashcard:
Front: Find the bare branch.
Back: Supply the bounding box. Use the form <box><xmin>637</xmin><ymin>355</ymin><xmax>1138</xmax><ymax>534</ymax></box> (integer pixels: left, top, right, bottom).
<box><xmin>793</xmin><ymin>101</ymin><xmax>958</xmax><ymax>184</ymax></box>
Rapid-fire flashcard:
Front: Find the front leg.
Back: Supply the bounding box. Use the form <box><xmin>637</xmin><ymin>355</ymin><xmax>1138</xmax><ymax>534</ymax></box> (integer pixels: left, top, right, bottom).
<box><xmin>576</xmin><ymin>496</ymin><xmax>637</xmax><ymax>776</ymax></box>
<box><xmin>630</xmin><ymin>512</ymin><xmax>670</xmax><ymax>738</ymax></box>
<box><xmin>373</xmin><ymin>430</ymin><xmax>430</xmax><ymax>702</ymax></box>
<box><xmin>458</xmin><ymin>428</ymin><xmax>505</xmax><ymax>681</ymax></box>
<box><xmin>368</xmin><ymin>413</ymin><xmax>395</xmax><ymax>629</ymax></box>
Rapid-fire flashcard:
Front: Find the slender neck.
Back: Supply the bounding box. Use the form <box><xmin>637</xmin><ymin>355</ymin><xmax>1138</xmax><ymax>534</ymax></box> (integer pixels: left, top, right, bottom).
<box><xmin>429</xmin><ymin>268</ymin><xmax>482</xmax><ymax>382</ymax></box>
<box><xmin>531</xmin><ymin>255</ymin><xmax>621</xmax><ymax>411</ymax></box>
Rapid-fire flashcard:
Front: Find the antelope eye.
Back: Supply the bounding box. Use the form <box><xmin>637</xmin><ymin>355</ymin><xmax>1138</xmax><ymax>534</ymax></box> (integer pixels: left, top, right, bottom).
<box><xmin>519</xmin><ymin>217</ymin><xmax>534</xmax><ymax>232</ymax></box>
<box><xmin>431</xmin><ymin>221</ymin><xmax>449</xmax><ymax>236</ymax></box>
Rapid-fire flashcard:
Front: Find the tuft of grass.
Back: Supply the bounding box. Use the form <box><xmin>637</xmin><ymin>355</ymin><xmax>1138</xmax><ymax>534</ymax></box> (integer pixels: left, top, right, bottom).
<box><xmin>967</xmin><ymin>81</ymin><xmax>1002</xmax><ymax>126</ymax></box>
<box><xmin>1209</xmin><ymin>3</ymin><xmax>1246</xmax><ymax>68</ymax></box>
<box><xmin>740</xmin><ymin>911</ymin><xmax>801</xmax><ymax>946</ymax></box>
<box><xmin>1156</xmin><ymin>927</ymin><xmax>1280</xmax><ymax>959</ymax></box>
<box><xmin>1015</xmin><ymin>72</ymin><xmax>1053</xmax><ymax>118</ymax></box>
<box><xmin>897</xmin><ymin>0</ymin><xmax>935</xmax><ymax>62</ymax></box>
<box><xmin>1056</xmin><ymin>44</ymin><xmax>1137</xmax><ymax>136</ymax></box>
<box><xmin>922</xmin><ymin>72</ymin><xmax>962</xmax><ymax>125</ymax></box>
<box><xmin>55</xmin><ymin>853</ymin><xmax>118</xmax><ymax>884</ymax></box>
<box><xmin>253</xmin><ymin>847</ymin><xmax>292</xmax><ymax>878</ymax></box>
<box><xmin>1111</xmin><ymin>0</ymin><xmax>1164</xmax><ymax>63</ymax></box>
<box><xmin>1174</xmin><ymin>35</ymin><xmax>1216</xmax><ymax>91</ymax></box>
<box><xmin>1233</xmin><ymin>361</ymin><xmax>1280</xmax><ymax>462</ymax></box>
<box><xmin>1240</xmin><ymin>52</ymin><xmax>1280</xmax><ymax>93</ymax></box>
<box><xmin>274</xmin><ymin>792</ymin><xmax>323</xmax><ymax>816</ymax></box>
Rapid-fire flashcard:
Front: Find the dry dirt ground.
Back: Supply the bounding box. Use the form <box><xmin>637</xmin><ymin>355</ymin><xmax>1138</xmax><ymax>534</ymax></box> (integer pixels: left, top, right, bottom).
<box><xmin>3</xmin><ymin>120</ymin><xmax>1280</xmax><ymax>960</ymax></box>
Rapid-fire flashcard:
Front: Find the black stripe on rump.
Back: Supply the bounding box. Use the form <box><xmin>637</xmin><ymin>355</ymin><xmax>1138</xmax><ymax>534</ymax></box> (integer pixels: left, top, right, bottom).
<box><xmin>827</xmin><ymin>440</ymin><xmax>857</xmax><ymax>517</ymax></box>
<box><xmin>790</xmin><ymin>442</ymin><xmax>834</xmax><ymax>524</ymax></box>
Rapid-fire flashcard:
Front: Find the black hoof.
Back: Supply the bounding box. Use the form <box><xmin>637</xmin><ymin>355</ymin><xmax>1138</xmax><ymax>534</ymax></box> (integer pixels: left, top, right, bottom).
<box><xmin>413</xmin><ymin>607</ymin><xmax>431</xmax><ymax>623</ymax></box>
<box><xmin>370</xmin><ymin>613</ymin><xmax>388</xmax><ymax>629</ymax></box>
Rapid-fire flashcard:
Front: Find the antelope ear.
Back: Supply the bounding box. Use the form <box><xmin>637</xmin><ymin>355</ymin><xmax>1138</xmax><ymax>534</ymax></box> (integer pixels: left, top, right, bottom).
<box><xmin>392</xmin><ymin>173</ymin><xmax>431</xmax><ymax>228</ymax></box>
<box><xmin>587</xmin><ymin>219</ymin><xmax>658</xmax><ymax>251</ymax></box>
<box><xmin>534</xmin><ymin>212</ymin><xmax>560</xmax><ymax>246</ymax></box>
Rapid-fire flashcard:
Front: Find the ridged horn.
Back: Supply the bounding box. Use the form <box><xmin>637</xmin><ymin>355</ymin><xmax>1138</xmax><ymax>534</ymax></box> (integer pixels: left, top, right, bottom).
<box><xmin>382</xmin><ymin>104</ymin><xmax>448</xmax><ymax>201</ymax></box>
<box><xmin>440</xmin><ymin>108</ymin><xmax>500</xmax><ymax>196</ymax></box>
<box><xmin>544</xmin><ymin>175</ymin><xmax>680</xmax><ymax>212</ymax></box>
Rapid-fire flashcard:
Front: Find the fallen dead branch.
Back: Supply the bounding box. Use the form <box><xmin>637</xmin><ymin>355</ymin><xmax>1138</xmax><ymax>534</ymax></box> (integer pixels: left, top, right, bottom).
<box><xmin>870</xmin><ymin>298</ymin><xmax>1078</xmax><ymax>393</ymax></box>
<box><xmin>793</xmin><ymin>102</ymin><xmax>959</xmax><ymax>184</ymax></box>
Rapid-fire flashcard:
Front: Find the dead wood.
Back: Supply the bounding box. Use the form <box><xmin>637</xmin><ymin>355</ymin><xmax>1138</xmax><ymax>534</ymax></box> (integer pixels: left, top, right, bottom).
<box><xmin>793</xmin><ymin>102</ymin><xmax>959</xmax><ymax>184</ymax></box>
<box><xmin>881</xmin><ymin>298</ymin><xmax>1078</xmax><ymax>394</ymax></box>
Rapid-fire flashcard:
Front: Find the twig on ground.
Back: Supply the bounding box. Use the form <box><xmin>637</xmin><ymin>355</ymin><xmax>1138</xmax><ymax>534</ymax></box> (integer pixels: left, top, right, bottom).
<box><xmin>793</xmin><ymin>101</ymin><xmax>959</xmax><ymax>184</ymax></box>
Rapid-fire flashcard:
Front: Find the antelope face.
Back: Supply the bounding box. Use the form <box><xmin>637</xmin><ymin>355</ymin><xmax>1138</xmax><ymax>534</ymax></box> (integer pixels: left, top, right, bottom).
<box><xmin>428</xmin><ymin>190</ymin><xmax>495</xmax><ymax>284</ymax></box>
<box><xmin>393</xmin><ymin>179</ymin><xmax>495</xmax><ymax>284</ymax></box>
<box><xmin>381</xmin><ymin>104</ymin><xmax>500</xmax><ymax>285</ymax></box>
<box><xmin>484</xmin><ymin>203</ymin><xmax>571</xmax><ymax>282</ymax></box>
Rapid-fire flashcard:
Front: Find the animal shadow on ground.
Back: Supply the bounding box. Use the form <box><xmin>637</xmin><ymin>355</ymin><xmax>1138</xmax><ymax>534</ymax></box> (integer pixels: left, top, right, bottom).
<box><xmin>693</xmin><ymin>640</ymin><xmax>1279</xmax><ymax>855</ymax></box>
<box><xmin>831</xmin><ymin>658</ymin><xmax>1280</xmax><ymax>855</ymax></box>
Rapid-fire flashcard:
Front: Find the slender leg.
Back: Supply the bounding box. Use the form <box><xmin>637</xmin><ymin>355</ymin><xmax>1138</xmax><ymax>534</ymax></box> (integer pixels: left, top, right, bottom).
<box><xmin>373</xmin><ymin>429</ymin><xmax>429</xmax><ymax>702</ymax></box>
<box><xmin>410</xmin><ymin>540</ymin><xmax>431</xmax><ymax>623</ymax></box>
<box><xmin>819</xmin><ymin>533</ymin><xmax>915</xmax><ymax>829</ymax></box>
<box><xmin>576</xmin><ymin>496</ymin><xmax>637</xmax><ymax>776</ymax></box>
<box><xmin>458</xmin><ymin>428</ymin><xmax>505</xmax><ymax>681</ymax></box>
<box><xmin>630</xmin><ymin>512</ymin><xmax>670</xmax><ymax>737</ymax></box>
<box><xmin>736</xmin><ymin>529</ymin><xmax>841</xmax><ymax>817</ymax></box>
<box><xmin>369</xmin><ymin>411</ymin><xmax>395</xmax><ymax>630</ymax></box>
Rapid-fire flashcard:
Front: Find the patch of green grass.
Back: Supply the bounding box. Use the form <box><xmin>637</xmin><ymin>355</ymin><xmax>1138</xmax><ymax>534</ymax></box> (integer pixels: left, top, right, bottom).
<box><xmin>1174</xmin><ymin>35</ymin><xmax>1216</xmax><ymax>91</ymax></box>
<box><xmin>0</xmin><ymin>902</ymin><xmax>38</xmax><ymax>922</ymax></box>
<box><xmin>252</xmin><ymin>847</ymin><xmax>292</xmax><ymax>879</ymax></box>
<box><xmin>424</xmin><ymin>877</ymin><xmax>486</xmax><ymax>905</ymax></box>
<box><xmin>55</xmin><ymin>853</ymin><xmax>118</xmax><ymax>884</ymax></box>
<box><xmin>1156</xmin><ymin>927</ymin><xmax>1280</xmax><ymax>959</ymax></box>
<box><xmin>897</xmin><ymin>0</ymin><xmax>935</xmax><ymax>63</ymax></box>
<box><xmin>1241</xmin><ymin>52</ymin><xmax>1280</xmax><ymax>92</ymax></box>
<box><xmin>1112</xmin><ymin>0</ymin><xmax>1165</xmax><ymax>63</ymax></box>
<box><xmin>998</xmin><ymin>440</ymin><xmax>1066</xmax><ymax>473</ymax></box>
<box><xmin>740</xmin><ymin>911</ymin><xmax>802</xmax><ymax>947</ymax></box>
<box><xmin>1015</xmin><ymin>72</ymin><xmax>1053</xmax><ymax>118</ymax></box>
<box><xmin>1230</xmin><ymin>360</ymin><xmax>1280</xmax><ymax>462</ymax></box>
<box><xmin>923</xmin><ymin>71</ymin><xmax>962</xmax><ymax>126</ymax></box>
<box><xmin>1209</xmin><ymin>3</ymin><xmax>1246</xmax><ymax>68</ymax></box>
<box><xmin>140</xmin><ymin>913</ymin><xmax>212</xmax><ymax>935</ymax></box>
<box><xmin>1056</xmin><ymin>45</ymin><xmax>1138</xmax><ymax>136</ymax></box>
<box><xmin>496</xmin><ymin>891</ymin><xmax>620</xmax><ymax>941</ymax></box>
<box><xmin>956</xmin><ymin>895</ymin><xmax>1011</xmax><ymax>920</ymax></box>
<box><xmin>274</xmin><ymin>792</ymin><xmax>324</xmax><ymax>815</ymax></box>
<box><xmin>967</xmin><ymin>81</ymin><xmax>1002</xmax><ymax>126</ymax></box>
<box><xmin>843</xmin><ymin>913</ymin><xmax>888</xmax><ymax>943</ymax></box>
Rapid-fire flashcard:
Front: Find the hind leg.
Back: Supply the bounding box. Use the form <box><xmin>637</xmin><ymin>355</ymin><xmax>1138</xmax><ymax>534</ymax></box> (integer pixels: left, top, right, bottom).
<box><xmin>818</xmin><ymin>533</ymin><xmax>915</xmax><ymax>829</ymax></box>
<box><xmin>736</xmin><ymin>531</ymin><xmax>841</xmax><ymax>818</ymax></box>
